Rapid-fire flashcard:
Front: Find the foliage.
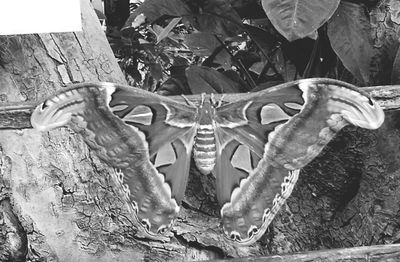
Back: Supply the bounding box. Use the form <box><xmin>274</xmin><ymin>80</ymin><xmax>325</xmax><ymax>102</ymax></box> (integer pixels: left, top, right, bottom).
<box><xmin>109</xmin><ymin>0</ymin><xmax>394</xmax><ymax>95</ymax></box>
<box><xmin>327</xmin><ymin>1</ymin><xmax>374</xmax><ymax>84</ymax></box>
<box><xmin>262</xmin><ymin>0</ymin><xmax>340</xmax><ymax>41</ymax></box>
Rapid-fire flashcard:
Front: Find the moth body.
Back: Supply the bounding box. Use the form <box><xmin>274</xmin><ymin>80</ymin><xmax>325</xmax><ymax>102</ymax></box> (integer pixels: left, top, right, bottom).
<box><xmin>193</xmin><ymin>123</ymin><xmax>217</xmax><ymax>174</ymax></box>
<box><xmin>192</xmin><ymin>99</ymin><xmax>218</xmax><ymax>174</ymax></box>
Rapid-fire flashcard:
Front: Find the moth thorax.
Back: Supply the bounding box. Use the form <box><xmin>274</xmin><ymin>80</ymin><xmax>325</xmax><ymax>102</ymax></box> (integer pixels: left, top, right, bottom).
<box><xmin>193</xmin><ymin>124</ymin><xmax>216</xmax><ymax>175</ymax></box>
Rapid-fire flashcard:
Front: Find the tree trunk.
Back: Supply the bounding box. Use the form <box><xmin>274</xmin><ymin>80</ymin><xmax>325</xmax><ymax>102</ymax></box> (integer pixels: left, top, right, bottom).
<box><xmin>0</xmin><ymin>0</ymin><xmax>400</xmax><ymax>261</ymax></box>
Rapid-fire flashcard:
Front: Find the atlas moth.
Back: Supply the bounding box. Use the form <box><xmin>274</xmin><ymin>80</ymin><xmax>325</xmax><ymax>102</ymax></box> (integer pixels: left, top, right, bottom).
<box><xmin>31</xmin><ymin>78</ymin><xmax>384</xmax><ymax>245</ymax></box>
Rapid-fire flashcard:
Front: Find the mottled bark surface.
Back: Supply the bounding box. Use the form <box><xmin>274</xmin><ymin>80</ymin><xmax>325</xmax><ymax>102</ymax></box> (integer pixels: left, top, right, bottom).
<box><xmin>0</xmin><ymin>0</ymin><xmax>399</xmax><ymax>261</ymax></box>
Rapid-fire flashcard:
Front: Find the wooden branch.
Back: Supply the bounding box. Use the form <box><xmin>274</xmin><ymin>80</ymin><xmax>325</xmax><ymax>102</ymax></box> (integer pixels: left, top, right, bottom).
<box><xmin>0</xmin><ymin>84</ymin><xmax>399</xmax><ymax>129</ymax></box>
<box><xmin>363</xmin><ymin>85</ymin><xmax>400</xmax><ymax>111</ymax></box>
<box><xmin>207</xmin><ymin>243</ymin><xmax>400</xmax><ymax>262</ymax></box>
<box><xmin>0</xmin><ymin>102</ymin><xmax>35</xmax><ymax>129</ymax></box>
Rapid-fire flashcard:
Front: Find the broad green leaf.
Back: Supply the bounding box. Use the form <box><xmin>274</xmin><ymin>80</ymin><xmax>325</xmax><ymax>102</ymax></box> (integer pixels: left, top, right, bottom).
<box><xmin>262</xmin><ymin>0</ymin><xmax>340</xmax><ymax>41</ymax></box>
<box><xmin>186</xmin><ymin>66</ymin><xmax>241</xmax><ymax>94</ymax></box>
<box><xmin>328</xmin><ymin>2</ymin><xmax>374</xmax><ymax>83</ymax></box>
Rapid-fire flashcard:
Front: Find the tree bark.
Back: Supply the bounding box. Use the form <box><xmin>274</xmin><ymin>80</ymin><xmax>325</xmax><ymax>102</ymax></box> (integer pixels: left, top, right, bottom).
<box><xmin>0</xmin><ymin>0</ymin><xmax>138</xmax><ymax>261</ymax></box>
<box><xmin>0</xmin><ymin>0</ymin><xmax>400</xmax><ymax>261</ymax></box>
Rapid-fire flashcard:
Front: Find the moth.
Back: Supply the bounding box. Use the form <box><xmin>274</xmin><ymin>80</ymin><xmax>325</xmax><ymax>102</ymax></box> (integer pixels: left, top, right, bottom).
<box><xmin>31</xmin><ymin>78</ymin><xmax>384</xmax><ymax>245</ymax></box>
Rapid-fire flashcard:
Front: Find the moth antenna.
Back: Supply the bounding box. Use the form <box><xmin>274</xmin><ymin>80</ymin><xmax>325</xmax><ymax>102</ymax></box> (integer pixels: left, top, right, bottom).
<box><xmin>210</xmin><ymin>93</ymin><xmax>225</xmax><ymax>107</ymax></box>
<box><xmin>217</xmin><ymin>94</ymin><xmax>225</xmax><ymax>107</ymax></box>
<box><xmin>210</xmin><ymin>93</ymin><xmax>215</xmax><ymax>105</ymax></box>
<box><xmin>180</xmin><ymin>94</ymin><xmax>197</xmax><ymax>107</ymax></box>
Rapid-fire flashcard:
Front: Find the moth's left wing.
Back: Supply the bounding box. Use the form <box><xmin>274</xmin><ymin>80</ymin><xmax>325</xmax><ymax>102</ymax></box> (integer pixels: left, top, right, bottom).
<box><xmin>31</xmin><ymin>83</ymin><xmax>198</xmax><ymax>240</ymax></box>
<box><xmin>214</xmin><ymin>78</ymin><xmax>384</xmax><ymax>245</ymax></box>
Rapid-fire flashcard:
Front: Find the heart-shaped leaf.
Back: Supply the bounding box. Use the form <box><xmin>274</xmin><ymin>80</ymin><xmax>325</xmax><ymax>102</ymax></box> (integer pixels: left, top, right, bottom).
<box><xmin>262</xmin><ymin>0</ymin><xmax>340</xmax><ymax>41</ymax></box>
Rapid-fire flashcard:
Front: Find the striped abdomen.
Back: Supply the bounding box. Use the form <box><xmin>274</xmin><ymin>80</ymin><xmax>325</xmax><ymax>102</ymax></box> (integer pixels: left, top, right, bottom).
<box><xmin>193</xmin><ymin>124</ymin><xmax>216</xmax><ymax>174</ymax></box>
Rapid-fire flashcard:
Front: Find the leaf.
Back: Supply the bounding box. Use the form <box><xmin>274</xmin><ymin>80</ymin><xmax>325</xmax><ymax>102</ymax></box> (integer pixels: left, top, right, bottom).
<box><xmin>121</xmin><ymin>0</ymin><xmax>190</xmax><ymax>34</ymax></box>
<box><xmin>92</xmin><ymin>0</ymin><xmax>106</xmax><ymax>20</ymax></box>
<box><xmin>157</xmin><ymin>77</ymin><xmax>190</xmax><ymax>95</ymax></box>
<box><xmin>328</xmin><ymin>2</ymin><xmax>374</xmax><ymax>84</ymax></box>
<box><xmin>213</xmin><ymin>49</ymin><xmax>232</xmax><ymax>70</ymax></box>
<box><xmin>188</xmin><ymin>0</ymin><xmax>244</xmax><ymax>38</ymax></box>
<box><xmin>186</xmin><ymin>66</ymin><xmax>241</xmax><ymax>94</ymax></box>
<box><xmin>150</xmin><ymin>63</ymin><xmax>163</xmax><ymax>81</ymax></box>
<box><xmin>130</xmin><ymin>13</ymin><xmax>146</xmax><ymax>28</ymax></box>
<box><xmin>262</xmin><ymin>0</ymin><xmax>340</xmax><ymax>41</ymax></box>
<box><xmin>183</xmin><ymin>33</ymin><xmax>221</xmax><ymax>57</ymax></box>
<box><xmin>244</xmin><ymin>24</ymin><xmax>276</xmax><ymax>58</ymax></box>
<box><xmin>272</xmin><ymin>49</ymin><xmax>297</xmax><ymax>81</ymax></box>
<box><xmin>222</xmin><ymin>70</ymin><xmax>249</xmax><ymax>92</ymax></box>
<box><xmin>392</xmin><ymin>46</ymin><xmax>400</xmax><ymax>84</ymax></box>
<box><xmin>249</xmin><ymin>61</ymin><xmax>265</xmax><ymax>75</ymax></box>
<box><xmin>156</xmin><ymin>17</ymin><xmax>182</xmax><ymax>44</ymax></box>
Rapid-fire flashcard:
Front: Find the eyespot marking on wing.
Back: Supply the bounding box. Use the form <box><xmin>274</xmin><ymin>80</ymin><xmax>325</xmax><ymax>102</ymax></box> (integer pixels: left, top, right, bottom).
<box><xmin>157</xmin><ymin>225</ymin><xmax>169</xmax><ymax>234</ymax></box>
<box><xmin>230</xmin><ymin>231</ymin><xmax>241</xmax><ymax>241</ymax></box>
<box><xmin>260</xmin><ymin>104</ymin><xmax>291</xmax><ymax>125</ymax></box>
<box><xmin>141</xmin><ymin>219</ymin><xmax>151</xmax><ymax>231</ymax></box>
<box><xmin>248</xmin><ymin>225</ymin><xmax>259</xmax><ymax>238</ymax></box>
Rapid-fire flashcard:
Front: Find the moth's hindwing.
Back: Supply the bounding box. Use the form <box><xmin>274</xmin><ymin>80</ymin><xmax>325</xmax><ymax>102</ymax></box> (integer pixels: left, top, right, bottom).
<box><xmin>215</xmin><ymin>78</ymin><xmax>384</xmax><ymax>245</ymax></box>
<box><xmin>31</xmin><ymin>82</ymin><xmax>198</xmax><ymax>240</ymax></box>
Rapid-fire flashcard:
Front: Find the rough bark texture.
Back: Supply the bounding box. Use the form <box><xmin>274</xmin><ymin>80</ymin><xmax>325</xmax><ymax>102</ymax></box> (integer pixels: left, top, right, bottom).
<box><xmin>370</xmin><ymin>0</ymin><xmax>400</xmax><ymax>85</ymax></box>
<box><xmin>0</xmin><ymin>0</ymin><xmax>400</xmax><ymax>261</ymax></box>
<box><xmin>0</xmin><ymin>0</ymin><xmax>137</xmax><ymax>261</ymax></box>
